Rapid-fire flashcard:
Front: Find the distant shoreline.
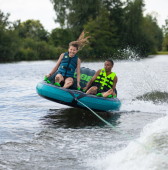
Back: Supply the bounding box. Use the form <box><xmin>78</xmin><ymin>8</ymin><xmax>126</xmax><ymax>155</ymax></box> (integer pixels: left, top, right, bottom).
<box><xmin>1</xmin><ymin>53</ymin><xmax>168</xmax><ymax>64</ymax></box>
<box><xmin>156</xmin><ymin>51</ymin><xmax>168</xmax><ymax>55</ymax></box>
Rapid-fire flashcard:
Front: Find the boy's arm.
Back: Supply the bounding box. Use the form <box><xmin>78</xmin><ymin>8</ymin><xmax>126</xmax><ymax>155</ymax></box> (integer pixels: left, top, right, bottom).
<box><xmin>46</xmin><ymin>53</ymin><xmax>64</xmax><ymax>78</ymax></box>
<box><xmin>83</xmin><ymin>69</ymin><xmax>101</xmax><ymax>91</ymax></box>
<box><xmin>112</xmin><ymin>76</ymin><xmax>118</xmax><ymax>93</ymax></box>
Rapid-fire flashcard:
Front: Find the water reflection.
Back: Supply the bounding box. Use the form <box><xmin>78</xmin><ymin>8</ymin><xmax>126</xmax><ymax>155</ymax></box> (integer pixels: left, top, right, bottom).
<box><xmin>40</xmin><ymin>108</ymin><xmax>121</xmax><ymax>128</ymax></box>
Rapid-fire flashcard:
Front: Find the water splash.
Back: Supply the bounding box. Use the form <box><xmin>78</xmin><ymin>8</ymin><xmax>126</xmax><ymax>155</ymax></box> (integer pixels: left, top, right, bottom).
<box><xmin>88</xmin><ymin>115</ymin><xmax>168</xmax><ymax>170</ymax></box>
<box><xmin>113</xmin><ymin>46</ymin><xmax>142</xmax><ymax>60</ymax></box>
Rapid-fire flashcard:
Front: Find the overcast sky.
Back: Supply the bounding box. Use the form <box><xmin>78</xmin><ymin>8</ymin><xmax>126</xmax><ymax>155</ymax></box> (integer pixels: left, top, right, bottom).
<box><xmin>1</xmin><ymin>0</ymin><xmax>168</xmax><ymax>32</ymax></box>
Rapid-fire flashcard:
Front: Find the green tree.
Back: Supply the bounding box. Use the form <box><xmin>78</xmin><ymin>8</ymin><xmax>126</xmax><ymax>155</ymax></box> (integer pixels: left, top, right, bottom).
<box><xmin>84</xmin><ymin>7</ymin><xmax>118</xmax><ymax>57</ymax></box>
<box><xmin>49</xmin><ymin>28</ymin><xmax>74</xmax><ymax>48</ymax></box>
<box><xmin>14</xmin><ymin>19</ymin><xmax>49</xmax><ymax>42</ymax></box>
<box><xmin>148</xmin><ymin>14</ymin><xmax>163</xmax><ymax>51</ymax></box>
<box><xmin>102</xmin><ymin>0</ymin><xmax>124</xmax><ymax>44</ymax></box>
<box><xmin>138</xmin><ymin>14</ymin><xmax>163</xmax><ymax>55</ymax></box>
<box><xmin>123</xmin><ymin>0</ymin><xmax>145</xmax><ymax>47</ymax></box>
<box><xmin>162</xmin><ymin>18</ymin><xmax>168</xmax><ymax>51</ymax></box>
<box><xmin>0</xmin><ymin>10</ymin><xmax>21</xmax><ymax>62</ymax></box>
<box><xmin>50</xmin><ymin>0</ymin><xmax>101</xmax><ymax>38</ymax></box>
<box><xmin>0</xmin><ymin>10</ymin><xmax>10</xmax><ymax>29</ymax></box>
<box><xmin>121</xmin><ymin>0</ymin><xmax>163</xmax><ymax>56</ymax></box>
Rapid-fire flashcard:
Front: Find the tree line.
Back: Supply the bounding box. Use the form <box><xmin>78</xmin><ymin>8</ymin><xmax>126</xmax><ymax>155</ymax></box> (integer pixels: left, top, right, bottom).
<box><xmin>162</xmin><ymin>18</ymin><xmax>168</xmax><ymax>51</ymax></box>
<box><xmin>0</xmin><ymin>11</ymin><xmax>67</xmax><ymax>62</ymax></box>
<box><xmin>0</xmin><ymin>0</ymin><xmax>168</xmax><ymax>62</ymax></box>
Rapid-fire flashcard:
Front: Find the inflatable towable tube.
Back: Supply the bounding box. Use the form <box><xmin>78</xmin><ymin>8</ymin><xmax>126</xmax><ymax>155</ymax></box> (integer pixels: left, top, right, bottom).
<box><xmin>36</xmin><ymin>67</ymin><xmax>121</xmax><ymax>112</ymax></box>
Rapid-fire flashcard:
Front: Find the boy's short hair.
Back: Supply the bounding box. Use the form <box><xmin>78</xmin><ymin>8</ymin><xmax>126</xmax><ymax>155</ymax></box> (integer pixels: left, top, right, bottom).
<box><xmin>106</xmin><ymin>59</ymin><xmax>114</xmax><ymax>66</ymax></box>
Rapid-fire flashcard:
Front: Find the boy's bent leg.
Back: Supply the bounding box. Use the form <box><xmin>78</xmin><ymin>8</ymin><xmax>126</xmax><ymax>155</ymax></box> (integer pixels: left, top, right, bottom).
<box><xmin>63</xmin><ymin>77</ymin><xmax>74</xmax><ymax>88</ymax></box>
<box><xmin>55</xmin><ymin>74</ymin><xmax>64</xmax><ymax>84</ymax></box>
<box><xmin>86</xmin><ymin>86</ymin><xmax>98</xmax><ymax>95</ymax></box>
<box><xmin>102</xmin><ymin>89</ymin><xmax>113</xmax><ymax>98</ymax></box>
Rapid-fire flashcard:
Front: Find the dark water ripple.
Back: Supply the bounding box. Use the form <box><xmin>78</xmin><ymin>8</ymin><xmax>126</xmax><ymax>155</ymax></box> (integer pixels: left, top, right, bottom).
<box><xmin>137</xmin><ymin>91</ymin><xmax>168</xmax><ymax>104</ymax></box>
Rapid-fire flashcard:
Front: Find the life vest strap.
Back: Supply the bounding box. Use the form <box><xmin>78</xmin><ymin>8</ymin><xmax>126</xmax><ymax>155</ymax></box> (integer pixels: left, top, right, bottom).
<box><xmin>62</xmin><ymin>66</ymin><xmax>73</xmax><ymax>71</ymax></box>
<box><xmin>95</xmin><ymin>76</ymin><xmax>113</xmax><ymax>84</ymax></box>
<box><xmin>103</xmin><ymin>81</ymin><xmax>113</xmax><ymax>88</ymax></box>
<box><xmin>64</xmin><ymin>57</ymin><xmax>72</xmax><ymax>77</ymax></box>
<box><xmin>106</xmin><ymin>77</ymin><xmax>113</xmax><ymax>82</ymax></box>
<box><xmin>94</xmin><ymin>75</ymin><xmax>104</xmax><ymax>81</ymax></box>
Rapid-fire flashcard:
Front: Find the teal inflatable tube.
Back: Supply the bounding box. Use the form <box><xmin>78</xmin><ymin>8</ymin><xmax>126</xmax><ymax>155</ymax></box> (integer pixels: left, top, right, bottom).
<box><xmin>36</xmin><ymin>67</ymin><xmax>121</xmax><ymax>112</ymax></box>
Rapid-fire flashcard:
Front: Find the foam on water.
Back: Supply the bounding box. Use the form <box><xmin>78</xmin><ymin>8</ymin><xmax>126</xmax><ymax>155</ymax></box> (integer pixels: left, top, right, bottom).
<box><xmin>121</xmin><ymin>100</ymin><xmax>167</xmax><ymax>114</ymax></box>
<box><xmin>88</xmin><ymin>114</ymin><xmax>168</xmax><ymax>170</ymax></box>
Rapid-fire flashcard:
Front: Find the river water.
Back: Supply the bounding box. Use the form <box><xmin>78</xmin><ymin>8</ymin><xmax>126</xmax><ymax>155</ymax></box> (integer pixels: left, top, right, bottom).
<box><xmin>0</xmin><ymin>55</ymin><xmax>168</xmax><ymax>170</ymax></box>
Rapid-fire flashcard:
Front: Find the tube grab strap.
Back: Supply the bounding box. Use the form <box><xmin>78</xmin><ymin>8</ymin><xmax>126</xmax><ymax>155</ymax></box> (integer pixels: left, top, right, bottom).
<box><xmin>67</xmin><ymin>90</ymin><xmax>87</xmax><ymax>106</ymax></box>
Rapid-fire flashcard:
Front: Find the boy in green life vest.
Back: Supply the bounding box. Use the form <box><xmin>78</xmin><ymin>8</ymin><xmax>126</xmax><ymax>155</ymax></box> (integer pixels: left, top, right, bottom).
<box><xmin>83</xmin><ymin>59</ymin><xmax>117</xmax><ymax>98</ymax></box>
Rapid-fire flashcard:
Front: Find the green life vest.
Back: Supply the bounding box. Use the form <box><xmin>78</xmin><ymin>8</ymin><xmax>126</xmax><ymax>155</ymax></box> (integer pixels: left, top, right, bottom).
<box><xmin>94</xmin><ymin>68</ymin><xmax>116</xmax><ymax>91</ymax></box>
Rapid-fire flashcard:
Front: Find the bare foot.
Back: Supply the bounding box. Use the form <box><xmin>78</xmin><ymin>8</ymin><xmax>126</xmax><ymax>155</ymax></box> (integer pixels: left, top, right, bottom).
<box><xmin>86</xmin><ymin>86</ymin><xmax>98</xmax><ymax>95</ymax></box>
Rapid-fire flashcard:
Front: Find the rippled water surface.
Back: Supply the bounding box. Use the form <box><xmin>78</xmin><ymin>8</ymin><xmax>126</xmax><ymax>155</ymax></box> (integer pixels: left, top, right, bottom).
<box><xmin>0</xmin><ymin>55</ymin><xmax>168</xmax><ymax>170</ymax></box>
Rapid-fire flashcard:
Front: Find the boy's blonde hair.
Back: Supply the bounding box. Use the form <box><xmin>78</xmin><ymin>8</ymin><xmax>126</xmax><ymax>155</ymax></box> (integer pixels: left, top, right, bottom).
<box><xmin>69</xmin><ymin>30</ymin><xmax>91</xmax><ymax>51</ymax></box>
